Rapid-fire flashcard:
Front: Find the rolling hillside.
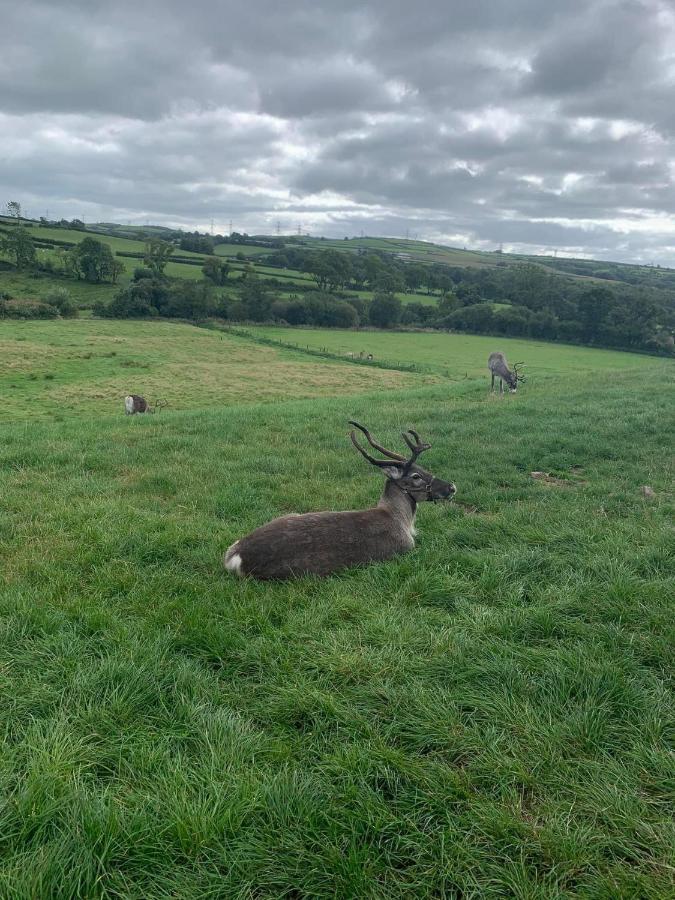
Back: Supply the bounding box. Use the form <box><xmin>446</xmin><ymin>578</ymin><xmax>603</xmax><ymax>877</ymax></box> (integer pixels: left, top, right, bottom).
<box><xmin>4</xmin><ymin>215</ymin><xmax>675</xmax><ymax>312</ymax></box>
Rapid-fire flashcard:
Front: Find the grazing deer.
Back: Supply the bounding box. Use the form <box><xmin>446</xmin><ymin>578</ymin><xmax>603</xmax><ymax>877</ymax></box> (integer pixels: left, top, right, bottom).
<box><xmin>224</xmin><ymin>421</ymin><xmax>456</xmax><ymax>580</ymax></box>
<box><xmin>124</xmin><ymin>395</ymin><xmax>167</xmax><ymax>415</ymax></box>
<box><xmin>488</xmin><ymin>352</ymin><xmax>525</xmax><ymax>394</ymax></box>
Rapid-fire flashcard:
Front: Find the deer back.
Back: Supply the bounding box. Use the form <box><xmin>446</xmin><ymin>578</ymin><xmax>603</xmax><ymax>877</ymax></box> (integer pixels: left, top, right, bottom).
<box><xmin>225</xmin><ymin>502</ymin><xmax>415</xmax><ymax>579</ymax></box>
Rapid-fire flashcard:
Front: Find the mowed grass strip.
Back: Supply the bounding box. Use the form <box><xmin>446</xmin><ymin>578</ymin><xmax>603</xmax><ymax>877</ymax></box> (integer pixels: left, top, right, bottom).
<box><xmin>0</xmin><ymin>359</ymin><xmax>673</xmax><ymax>897</ymax></box>
<box><xmin>0</xmin><ymin>319</ymin><xmax>426</xmax><ymax>420</ymax></box>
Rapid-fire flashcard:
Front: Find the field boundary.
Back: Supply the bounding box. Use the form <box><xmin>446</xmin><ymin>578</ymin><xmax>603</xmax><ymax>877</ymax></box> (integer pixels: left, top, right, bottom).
<box><xmin>206</xmin><ymin>323</ymin><xmax>453</xmax><ymax>377</ymax></box>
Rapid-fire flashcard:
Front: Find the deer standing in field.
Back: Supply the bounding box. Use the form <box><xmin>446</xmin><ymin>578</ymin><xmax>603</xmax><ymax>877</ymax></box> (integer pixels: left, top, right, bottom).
<box><xmin>124</xmin><ymin>395</ymin><xmax>168</xmax><ymax>415</ymax></box>
<box><xmin>224</xmin><ymin>421</ymin><xmax>456</xmax><ymax>580</ymax></box>
<box><xmin>488</xmin><ymin>352</ymin><xmax>525</xmax><ymax>394</ymax></box>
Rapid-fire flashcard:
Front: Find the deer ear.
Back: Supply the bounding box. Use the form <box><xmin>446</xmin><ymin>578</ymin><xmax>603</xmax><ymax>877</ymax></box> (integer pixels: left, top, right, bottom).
<box><xmin>382</xmin><ymin>465</ymin><xmax>403</xmax><ymax>479</ymax></box>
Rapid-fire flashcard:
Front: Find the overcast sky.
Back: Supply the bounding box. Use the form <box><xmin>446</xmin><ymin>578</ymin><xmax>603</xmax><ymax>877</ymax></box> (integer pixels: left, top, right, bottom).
<box><xmin>2</xmin><ymin>0</ymin><xmax>675</xmax><ymax>263</ymax></box>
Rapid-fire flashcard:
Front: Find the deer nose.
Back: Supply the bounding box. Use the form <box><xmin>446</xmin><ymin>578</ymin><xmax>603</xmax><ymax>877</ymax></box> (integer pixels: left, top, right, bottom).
<box><xmin>444</xmin><ymin>482</ymin><xmax>457</xmax><ymax>498</ymax></box>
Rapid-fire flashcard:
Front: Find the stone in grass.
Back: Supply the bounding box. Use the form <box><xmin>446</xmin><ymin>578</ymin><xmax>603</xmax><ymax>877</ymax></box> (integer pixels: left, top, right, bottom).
<box><xmin>640</xmin><ymin>485</ymin><xmax>656</xmax><ymax>499</ymax></box>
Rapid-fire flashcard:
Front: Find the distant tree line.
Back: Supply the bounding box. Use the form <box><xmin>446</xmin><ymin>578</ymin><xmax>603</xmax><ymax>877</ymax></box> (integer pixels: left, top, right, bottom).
<box><xmin>254</xmin><ymin>247</ymin><xmax>675</xmax><ymax>353</ymax></box>
<box><xmin>2</xmin><ymin>214</ymin><xmax>673</xmax><ymax>353</ymax></box>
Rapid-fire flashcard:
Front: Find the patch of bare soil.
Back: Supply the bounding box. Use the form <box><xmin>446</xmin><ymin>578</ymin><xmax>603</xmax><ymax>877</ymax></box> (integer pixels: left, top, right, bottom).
<box><xmin>530</xmin><ymin>471</ymin><xmax>588</xmax><ymax>488</ymax></box>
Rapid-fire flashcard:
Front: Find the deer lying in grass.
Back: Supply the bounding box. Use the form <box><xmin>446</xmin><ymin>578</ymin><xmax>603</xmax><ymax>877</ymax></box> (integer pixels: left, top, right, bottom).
<box><xmin>224</xmin><ymin>421</ymin><xmax>456</xmax><ymax>579</ymax></box>
<box><xmin>124</xmin><ymin>395</ymin><xmax>168</xmax><ymax>415</ymax></box>
<box><xmin>488</xmin><ymin>352</ymin><xmax>526</xmax><ymax>394</ymax></box>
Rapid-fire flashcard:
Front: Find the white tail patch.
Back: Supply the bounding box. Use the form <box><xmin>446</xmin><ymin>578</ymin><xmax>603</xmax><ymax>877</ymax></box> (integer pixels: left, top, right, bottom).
<box><xmin>224</xmin><ymin>543</ymin><xmax>243</xmax><ymax>576</ymax></box>
<box><xmin>124</xmin><ymin>396</ymin><xmax>134</xmax><ymax>414</ymax></box>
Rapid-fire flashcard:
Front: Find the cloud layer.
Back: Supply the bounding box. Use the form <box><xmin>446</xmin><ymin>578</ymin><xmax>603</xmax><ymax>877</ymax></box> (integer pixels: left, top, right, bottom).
<box><xmin>2</xmin><ymin>0</ymin><xmax>674</xmax><ymax>262</ymax></box>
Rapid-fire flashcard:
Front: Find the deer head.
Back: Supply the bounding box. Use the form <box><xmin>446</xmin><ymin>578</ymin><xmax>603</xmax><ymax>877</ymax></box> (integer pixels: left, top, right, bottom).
<box><xmin>349</xmin><ymin>420</ymin><xmax>456</xmax><ymax>502</ymax></box>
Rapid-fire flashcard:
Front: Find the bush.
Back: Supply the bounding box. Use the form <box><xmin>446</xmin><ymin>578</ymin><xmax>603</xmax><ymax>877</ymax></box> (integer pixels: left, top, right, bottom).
<box><xmin>43</xmin><ymin>288</ymin><xmax>78</xmax><ymax>318</ymax></box>
<box><xmin>0</xmin><ymin>298</ymin><xmax>59</xmax><ymax>319</ymax></box>
<box><xmin>448</xmin><ymin>303</ymin><xmax>495</xmax><ymax>333</ymax></box>
<box><xmin>369</xmin><ymin>292</ymin><xmax>402</xmax><ymax>328</ymax></box>
<box><xmin>96</xmin><ymin>278</ymin><xmax>217</xmax><ymax>321</ymax></box>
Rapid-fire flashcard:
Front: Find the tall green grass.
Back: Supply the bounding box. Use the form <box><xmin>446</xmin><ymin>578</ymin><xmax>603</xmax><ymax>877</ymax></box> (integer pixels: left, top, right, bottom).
<box><xmin>0</xmin><ymin>346</ymin><xmax>673</xmax><ymax>896</ymax></box>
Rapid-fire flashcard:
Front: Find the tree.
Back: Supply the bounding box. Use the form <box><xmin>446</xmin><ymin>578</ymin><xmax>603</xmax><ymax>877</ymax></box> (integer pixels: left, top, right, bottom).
<box><xmin>369</xmin><ymin>292</ymin><xmax>402</xmax><ymax>328</ymax></box>
<box><xmin>110</xmin><ymin>259</ymin><xmax>125</xmax><ymax>284</ymax></box>
<box><xmin>427</xmin><ymin>265</ymin><xmax>453</xmax><ymax>295</ymax></box>
<box><xmin>66</xmin><ymin>237</ymin><xmax>117</xmax><ymax>283</ymax></box>
<box><xmin>0</xmin><ymin>228</ymin><xmax>36</xmax><ymax>270</ymax></box>
<box><xmin>578</xmin><ymin>287</ymin><xmax>613</xmax><ymax>343</ymax></box>
<box><xmin>160</xmin><ymin>282</ymin><xmax>216</xmax><ymax>319</ymax></box>
<box><xmin>239</xmin><ymin>276</ymin><xmax>273</xmax><ymax>321</ymax></box>
<box><xmin>449</xmin><ymin>303</ymin><xmax>495</xmax><ymax>333</ymax></box>
<box><xmin>6</xmin><ymin>200</ymin><xmax>22</xmax><ymax>223</ymax></box>
<box><xmin>456</xmin><ymin>283</ymin><xmax>481</xmax><ymax>305</ymax></box>
<box><xmin>493</xmin><ymin>305</ymin><xmax>531</xmax><ymax>336</ymax></box>
<box><xmin>202</xmin><ymin>256</ymin><xmax>230</xmax><ymax>285</ymax></box>
<box><xmin>363</xmin><ymin>253</ymin><xmax>386</xmax><ymax>287</ymax></box>
<box><xmin>305</xmin><ymin>250</ymin><xmax>352</xmax><ymax>292</ymax></box>
<box><xmin>374</xmin><ymin>269</ymin><xmax>405</xmax><ymax>294</ymax></box>
<box><xmin>144</xmin><ymin>239</ymin><xmax>174</xmax><ymax>276</ymax></box>
<box><xmin>179</xmin><ymin>232</ymin><xmax>214</xmax><ymax>253</ymax></box>
<box><xmin>401</xmin><ymin>302</ymin><xmax>436</xmax><ymax>325</ymax></box>
<box><xmin>404</xmin><ymin>263</ymin><xmax>427</xmax><ymax>292</ymax></box>
<box><xmin>304</xmin><ymin>292</ymin><xmax>359</xmax><ymax>327</ymax></box>
<box><xmin>437</xmin><ymin>292</ymin><xmax>459</xmax><ymax>316</ymax></box>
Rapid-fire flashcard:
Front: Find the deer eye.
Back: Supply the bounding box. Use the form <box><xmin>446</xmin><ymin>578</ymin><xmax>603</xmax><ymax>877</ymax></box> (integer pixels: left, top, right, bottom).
<box><xmin>411</xmin><ymin>473</ymin><xmax>422</xmax><ymax>481</ymax></box>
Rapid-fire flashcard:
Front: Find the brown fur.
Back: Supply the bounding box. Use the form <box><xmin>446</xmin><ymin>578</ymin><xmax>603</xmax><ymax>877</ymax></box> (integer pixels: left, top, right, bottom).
<box><xmin>224</xmin><ymin>424</ymin><xmax>456</xmax><ymax>580</ymax></box>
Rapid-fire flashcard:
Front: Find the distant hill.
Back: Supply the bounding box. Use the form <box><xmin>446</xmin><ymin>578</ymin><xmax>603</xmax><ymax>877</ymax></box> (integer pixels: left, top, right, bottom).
<box><xmin>1</xmin><ymin>214</ymin><xmax>673</xmax><ymax>354</ymax></box>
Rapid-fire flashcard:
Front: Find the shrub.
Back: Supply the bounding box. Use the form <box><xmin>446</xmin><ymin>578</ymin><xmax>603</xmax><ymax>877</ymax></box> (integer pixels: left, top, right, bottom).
<box><xmin>43</xmin><ymin>288</ymin><xmax>78</xmax><ymax>318</ymax></box>
<box><xmin>369</xmin><ymin>292</ymin><xmax>402</xmax><ymax>328</ymax></box>
<box><xmin>0</xmin><ymin>298</ymin><xmax>59</xmax><ymax>319</ymax></box>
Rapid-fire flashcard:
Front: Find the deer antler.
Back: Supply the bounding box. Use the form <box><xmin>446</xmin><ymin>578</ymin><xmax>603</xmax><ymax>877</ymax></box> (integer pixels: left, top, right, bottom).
<box><xmin>401</xmin><ymin>429</ymin><xmax>431</xmax><ymax>466</ymax></box>
<box><xmin>349</xmin><ymin>422</ymin><xmax>431</xmax><ymax>470</ymax></box>
<box><xmin>348</xmin><ymin>421</ymin><xmax>406</xmax><ymax>461</ymax></box>
<box><xmin>512</xmin><ymin>362</ymin><xmax>527</xmax><ymax>383</ymax></box>
<box><xmin>350</xmin><ymin>429</ymin><xmax>401</xmax><ymax>468</ymax></box>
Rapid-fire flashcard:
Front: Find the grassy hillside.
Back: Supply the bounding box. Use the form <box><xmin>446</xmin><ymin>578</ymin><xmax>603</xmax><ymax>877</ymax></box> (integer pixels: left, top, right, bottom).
<box><xmin>0</xmin><ymin>222</ymin><xmax>214</xmax><ymax>306</ymax></box>
<box><xmin>0</xmin><ymin>318</ymin><xmax>673</xmax><ymax>896</ymax></box>
<box><xmin>292</xmin><ymin>235</ymin><xmax>675</xmax><ymax>289</ymax></box>
<box><xmin>6</xmin><ymin>218</ymin><xmax>675</xmax><ymax>320</ymax></box>
<box><xmin>0</xmin><ymin>320</ymin><xmax>425</xmax><ymax>421</ymax></box>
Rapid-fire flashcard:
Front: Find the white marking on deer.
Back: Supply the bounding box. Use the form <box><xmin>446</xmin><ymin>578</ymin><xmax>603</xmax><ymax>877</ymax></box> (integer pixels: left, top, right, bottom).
<box><xmin>124</xmin><ymin>396</ymin><xmax>134</xmax><ymax>415</ymax></box>
<box><xmin>224</xmin><ymin>543</ymin><xmax>243</xmax><ymax>575</ymax></box>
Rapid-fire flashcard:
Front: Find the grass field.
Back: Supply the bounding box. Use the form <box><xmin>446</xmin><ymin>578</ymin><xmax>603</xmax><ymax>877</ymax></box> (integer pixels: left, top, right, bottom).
<box><xmin>247</xmin><ymin>325</ymin><xmax>667</xmax><ymax>379</ymax></box>
<box><xmin>0</xmin><ymin>320</ymin><xmax>426</xmax><ymax>421</ymax></box>
<box><xmin>0</xmin><ymin>319</ymin><xmax>673</xmax><ymax>897</ymax></box>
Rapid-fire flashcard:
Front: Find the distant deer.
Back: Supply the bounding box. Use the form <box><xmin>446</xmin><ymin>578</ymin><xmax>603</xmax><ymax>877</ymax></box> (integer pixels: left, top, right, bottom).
<box><xmin>224</xmin><ymin>421</ymin><xmax>456</xmax><ymax>579</ymax></box>
<box><xmin>488</xmin><ymin>352</ymin><xmax>525</xmax><ymax>394</ymax></box>
<box><xmin>124</xmin><ymin>395</ymin><xmax>168</xmax><ymax>415</ymax></box>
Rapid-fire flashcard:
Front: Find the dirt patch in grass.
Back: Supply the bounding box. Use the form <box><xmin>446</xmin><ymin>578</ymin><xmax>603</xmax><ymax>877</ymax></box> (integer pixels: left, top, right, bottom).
<box><xmin>530</xmin><ymin>470</ymin><xmax>588</xmax><ymax>488</ymax></box>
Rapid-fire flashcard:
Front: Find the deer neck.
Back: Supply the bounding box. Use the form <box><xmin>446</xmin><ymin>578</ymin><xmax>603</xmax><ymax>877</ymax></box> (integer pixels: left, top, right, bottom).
<box><xmin>379</xmin><ymin>478</ymin><xmax>417</xmax><ymax>525</ymax></box>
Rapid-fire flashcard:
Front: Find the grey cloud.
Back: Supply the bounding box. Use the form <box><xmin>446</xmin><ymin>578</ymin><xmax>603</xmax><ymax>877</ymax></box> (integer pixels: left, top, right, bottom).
<box><xmin>1</xmin><ymin>0</ymin><xmax>675</xmax><ymax>262</ymax></box>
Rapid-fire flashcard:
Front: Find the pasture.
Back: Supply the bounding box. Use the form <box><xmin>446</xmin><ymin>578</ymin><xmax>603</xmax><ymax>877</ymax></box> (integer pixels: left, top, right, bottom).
<box><xmin>0</xmin><ymin>320</ymin><xmax>424</xmax><ymax>420</ymax></box>
<box><xmin>0</xmin><ymin>319</ymin><xmax>673</xmax><ymax>898</ymax></box>
<box><xmin>247</xmin><ymin>325</ymin><xmax>667</xmax><ymax>378</ymax></box>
